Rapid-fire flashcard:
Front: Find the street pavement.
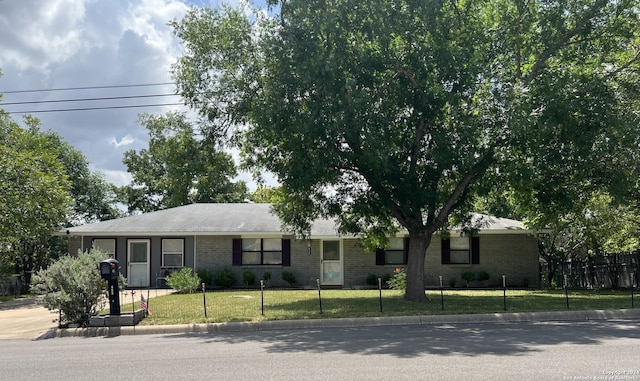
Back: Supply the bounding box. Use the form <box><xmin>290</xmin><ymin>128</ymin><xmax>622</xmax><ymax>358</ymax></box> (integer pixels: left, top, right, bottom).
<box><xmin>0</xmin><ymin>289</ymin><xmax>173</xmax><ymax>340</ymax></box>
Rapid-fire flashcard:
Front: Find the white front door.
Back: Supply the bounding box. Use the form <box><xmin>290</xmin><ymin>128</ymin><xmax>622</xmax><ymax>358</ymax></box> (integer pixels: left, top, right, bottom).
<box><xmin>128</xmin><ymin>239</ymin><xmax>150</xmax><ymax>287</ymax></box>
<box><xmin>321</xmin><ymin>240</ymin><xmax>343</xmax><ymax>285</ymax></box>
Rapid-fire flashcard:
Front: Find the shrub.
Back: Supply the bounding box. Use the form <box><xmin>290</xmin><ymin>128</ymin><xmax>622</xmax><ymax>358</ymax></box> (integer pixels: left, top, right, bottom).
<box><xmin>461</xmin><ymin>271</ymin><xmax>476</xmax><ymax>287</ymax></box>
<box><xmin>387</xmin><ymin>268</ymin><xmax>406</xmax><ymax>291</ymax></box>
<box><xmin>214</xmin><ymin>268</ymin><xmax>237</xmax><ymax>288</ymax></box>
<box><xmin>366</xmin><ymin>273</ymin><xmax>379</xmax><ymax>286</ymax></box>
<box><xmin>167</xmin><ymin>267</ymin><xmax>200</xmax><ymax>293</ymax></box>
<box><xmin>448</xmin><ymin>277</ymin><xmax>457</xmax><ymax>288</ymax></box>
<box><xmin>30</xmin><ymin>249</ymin><xmax>115</xmax><ymax>326</ymax></box>
<box><xmin>242</xmin><ymin>270</ymin><xmax>256</xmax><ymax>287</ymax></box>
<box><xmin>282</xmin><ymin>271</ymin><xmax>297</xmax><ymax>286</ymax></box>
<box><xmin>196</xmin><ymin>269</ymin><xmax>212</xmax><ymax>286</ymax></box>
<box><xmin>381</xmin><ymin>273</ymin><xmax>392</xmax><ymax>286</ymax></box>
<box><xmin>477</xmin><ymin>271</ymin><xmax>490</xmax><ymax>282</ymax></box>
<box><xmin>263</xmin><ymin>272</ymin><xmax>271</xmax><ymax>281</ymax></box>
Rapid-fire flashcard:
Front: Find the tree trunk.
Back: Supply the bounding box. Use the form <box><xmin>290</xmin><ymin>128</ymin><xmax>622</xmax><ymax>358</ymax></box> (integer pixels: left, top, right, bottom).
<box><xmin>404</xmin><ymin>233</ymin><xmax>431</xmax><ymax>302</ymax></box>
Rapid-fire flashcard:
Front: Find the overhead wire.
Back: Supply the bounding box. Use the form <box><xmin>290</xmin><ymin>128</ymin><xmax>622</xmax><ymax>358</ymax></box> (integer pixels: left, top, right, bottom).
<box><xmin>1</xmin><ymin>82</ymin><xmax>187</xmax><ymax>114</ymax></box>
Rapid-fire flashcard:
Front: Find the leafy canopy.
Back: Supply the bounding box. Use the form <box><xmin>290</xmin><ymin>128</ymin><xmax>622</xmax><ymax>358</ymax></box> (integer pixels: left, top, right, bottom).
<box><xmin>171</xmin><ymin>0</ymin><xmax>640</xmax><ymax>300</ymax></box>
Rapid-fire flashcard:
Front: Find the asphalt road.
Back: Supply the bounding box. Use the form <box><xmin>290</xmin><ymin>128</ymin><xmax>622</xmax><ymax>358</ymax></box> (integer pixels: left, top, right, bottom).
<box><xmin>1</xmin><ymin>320</ymin><xmax>639</xmax><ymax>381</ymax></box>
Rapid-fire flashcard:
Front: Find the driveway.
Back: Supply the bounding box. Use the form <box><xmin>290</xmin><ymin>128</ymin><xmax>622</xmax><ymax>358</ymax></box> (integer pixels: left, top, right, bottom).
<box><xmin>0</xmin><ymin>289</ymin><xmax>173</xmax><ymax>340</ymax></box>
<box><xmin>0</xmin><ymin>298</ymin><xmax>58</xmax><ymax>340</ymax></box>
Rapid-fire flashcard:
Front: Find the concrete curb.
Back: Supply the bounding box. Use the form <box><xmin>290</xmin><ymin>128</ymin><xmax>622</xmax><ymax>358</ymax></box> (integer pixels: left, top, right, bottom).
<box><xmin>46</xmin><ymin>308</ymin><xmax>640</xmax><ymax>339</ymax></box>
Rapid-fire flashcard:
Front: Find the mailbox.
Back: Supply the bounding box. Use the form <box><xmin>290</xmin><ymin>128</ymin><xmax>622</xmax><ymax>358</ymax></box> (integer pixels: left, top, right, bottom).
<box><xmin>99</xmin><ymin>258</ymin><xmax>119</xmax><ymax>280</ymax></box>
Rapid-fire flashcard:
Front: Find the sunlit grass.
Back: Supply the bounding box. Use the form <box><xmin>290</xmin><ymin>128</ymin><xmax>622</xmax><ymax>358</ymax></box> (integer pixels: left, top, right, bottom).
<box><xmin>114</xmin><ymin>288</ymin><xmax>639</xmax><ymax>326</ymax></box>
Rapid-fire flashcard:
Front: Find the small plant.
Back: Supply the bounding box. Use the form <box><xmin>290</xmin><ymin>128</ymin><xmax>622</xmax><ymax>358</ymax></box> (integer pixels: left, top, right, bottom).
<box><xmin>448</xmin><ymin>277</ymin><xmax>457</xmax><ymax>288</ymax></box>
<box><xmin>387</xmin><ymin>268</ymin><xmax>406</xmax><ymax>291</ymax></box>
<box><xmin>366</xmin><ymin>273</ymin><xmax>379</xmax><ymax>286</ymax></box>
<box><xmin>196</xmin><ymin>269</ymin><xmax>212</xmax><ymax>286</ymax></box>
<box><xmin>167</xmin><ymin>267</ymin><xmax>200</xmax><ymax>293</ymax></box>
<box><xmin>242</xmin><ymin>270</ymin><xmax>256</xmax><ymax>288</ymax></box>
<box><xmin>461</xmin><ymin>271</ymin><xmax>476</xmax><ymax>287</ymax></box>
<box><xmin>381</xmin><ymin>273</ymin><xmax>392</xmax><ymax>287</ymax></box>
<box><xmin>214</xmin><ymin>268</ymin><xmax>237</xmax><ymax>288</ymax></box>
<box><xmin>477</xmin><ymin>271</ymin><xmax>490</xmax><ymax>283</ymax></box>
<box><xmin>282</xmin><ymin>271</ymin><xmax>297</xmax><ymax>286</ymax></box>
<box><xmin>263</xmin><ymin>272</ymin><xmax>271</xmax><ymax>281</ymax></box>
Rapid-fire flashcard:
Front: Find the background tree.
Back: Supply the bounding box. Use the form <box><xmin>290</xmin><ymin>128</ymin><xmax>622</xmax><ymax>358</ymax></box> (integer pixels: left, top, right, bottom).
<box><xmin>171</xmin><ymin>0</ymin><xmax>640</xmax><ymax>300</ymax></box>
<box><xmin>249</xmin><ymin>185</ymin><xmax>284</xmax><ymax>204</ymax></box>
<box><xmin>0</xmin><ymin>113</ymin><xmax>71</xmax><ymax>288</ymax></box>
<box><xmin>120</xmin><ymin>112</ymin><xmax>248</xmax><ymax>213</ymax></box>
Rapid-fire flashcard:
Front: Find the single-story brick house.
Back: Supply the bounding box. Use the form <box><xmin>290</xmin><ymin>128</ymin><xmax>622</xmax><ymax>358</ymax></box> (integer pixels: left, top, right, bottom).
<box><xmin>61</xmin><ymin>203</ymin><xmax>539</xmax><ymax>288</ymax></box>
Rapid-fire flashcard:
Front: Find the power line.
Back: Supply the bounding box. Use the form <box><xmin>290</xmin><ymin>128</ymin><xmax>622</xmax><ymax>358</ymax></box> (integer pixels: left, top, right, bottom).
<box><xmin>1</xmin><ymin>82</ymin><xmax>175</xmax><ymax>94</ymax></box>
<box><xmin>1</xmin><ymin>93</ymin><xmax>179</xmax><ymax>106</ymax></box>
<box><xmin>7</xmin><ymin>102</ymin><xmax>185</xmax><ymax>114</ymax></box>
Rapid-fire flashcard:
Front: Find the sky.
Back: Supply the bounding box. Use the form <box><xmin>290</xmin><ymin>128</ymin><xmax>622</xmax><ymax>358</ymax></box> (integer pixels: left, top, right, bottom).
<box><xmin>0</xmin><ymin>0</ymin><xmax>271</xmax><ymax>190</ymax></box>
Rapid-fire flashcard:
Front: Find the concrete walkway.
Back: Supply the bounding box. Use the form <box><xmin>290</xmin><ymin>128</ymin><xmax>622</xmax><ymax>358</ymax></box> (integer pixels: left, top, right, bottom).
<box><xmin>0</xmin><ymin>289</ymin><xmax>174</xmax><ymax>340</ymax></box>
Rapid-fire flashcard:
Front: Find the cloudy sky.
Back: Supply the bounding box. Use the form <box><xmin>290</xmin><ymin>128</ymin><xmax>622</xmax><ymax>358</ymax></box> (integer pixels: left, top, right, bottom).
<box><xmin>0</xmin><ymin>0</ymin><xmax>270</xmax><ymax>189</ymax></box>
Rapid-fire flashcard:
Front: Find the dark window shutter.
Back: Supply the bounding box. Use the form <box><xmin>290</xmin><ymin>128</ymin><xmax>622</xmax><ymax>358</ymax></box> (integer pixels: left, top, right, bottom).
<box><xmin>282</xmin><ymin>239</ymin><xmax>291</xmax><ymax>266</ymax></box>
<box><xmin>441</xmin><ymin>238</ymin><xmax>451</xmax><ymax>264</ymax></box>
<box><xmin>232</xmin><ymin>238</ymin><xmax>242</xmax><ymax>266</ymax></box>
<box><xmin>375</xmin><ymin>248</ymin><xmax>385</xmax><ymax>265</ymax></box>
<box><xmin>471</xmin><ymin>236</ymin><xmax>480</xmax><ymax>264</ymax></box>
<box><xmin>403</xmin><ymin>237</ymin><xmax>410</xmax><ymax>265</ymax></box>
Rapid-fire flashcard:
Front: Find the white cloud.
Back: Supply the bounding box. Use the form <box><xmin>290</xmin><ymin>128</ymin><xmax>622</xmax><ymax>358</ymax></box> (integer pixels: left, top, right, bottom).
<box><xmin>110</xmin><ymin>135</ymin><xmax>136</xmax><ymax>148</ymax></box>
<box><xmin>0</xmin><ymin>0</ymin><xmax>276</xmax><ymax>197</ymax></box>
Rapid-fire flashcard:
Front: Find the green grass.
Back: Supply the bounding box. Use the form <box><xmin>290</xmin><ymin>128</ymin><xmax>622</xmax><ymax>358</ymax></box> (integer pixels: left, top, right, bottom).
<box><xmin>114</xmin><ymin>289</ymin><xmax>639</xmax><ymax>326</ymax></box>
<box><xmin>0</xmin><ymin>294</ymin><xmax>33</xmax><ymax>302</ymax></box>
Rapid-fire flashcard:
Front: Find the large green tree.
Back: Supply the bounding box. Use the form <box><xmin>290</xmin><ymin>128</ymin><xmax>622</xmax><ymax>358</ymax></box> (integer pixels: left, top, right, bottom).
<box><xmin>171</xmin><ymin>0</ymin><xmax>640</xmax><ymax>300</ymax></box>
<box><xmin>120</xmin><ymin>112</ymin><xmax>248</xmax><ymax>213</ymax></box>
<box><xmin>0</xmin><ymin>112</ymin><xmax>71</xmax><ymax>286</ymax></box>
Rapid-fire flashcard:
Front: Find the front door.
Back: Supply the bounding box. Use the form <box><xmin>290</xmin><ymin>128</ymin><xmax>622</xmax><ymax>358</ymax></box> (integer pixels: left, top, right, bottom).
<box><xmin>128</xmin><ymin>239</ymin><xmax>149</xmax><ymax>287</ymax></box>
<box><xmin>321</xmin><ymin>240</ymin><xmax>342</xmax><ymax>285</ymax></box>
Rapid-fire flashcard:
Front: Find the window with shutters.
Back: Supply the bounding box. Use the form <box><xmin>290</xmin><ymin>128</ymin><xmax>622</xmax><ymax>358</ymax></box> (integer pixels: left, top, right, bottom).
<box><xmin>376</xmin><ymin>237</ymin><xmax>409</xmax><ymax>265</ymax></box>
<box><xmin>441</xmin><ymin>236</ymin><xmax>480</xmax><ymax>265</ymax></box>
<box><xmin>241</xmin><ymin>238</ymin><xmax>283</xmax><ymax>265</ymax></box>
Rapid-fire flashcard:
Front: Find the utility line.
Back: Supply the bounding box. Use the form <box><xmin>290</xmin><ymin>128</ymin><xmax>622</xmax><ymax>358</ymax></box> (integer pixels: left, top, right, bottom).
<box><xmin>7</xmin><ymin>103</ymin><xmax>185</xmax><ymax>114</ymax></box>
<box><xmin>1</xmin><ymin>93</ymin><xmax>179</xmax><ymax>106</ymax></box>
<box><xmin>1</xmin><ymin>82</ymin><xmax>174</xmax><ymax>94</ymax></box>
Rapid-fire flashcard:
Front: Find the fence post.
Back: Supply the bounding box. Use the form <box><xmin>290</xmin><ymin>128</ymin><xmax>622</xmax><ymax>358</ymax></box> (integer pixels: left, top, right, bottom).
<box><xmin>260</xmin><ymin>279</ymin><xmax>265</xmax><ymax>316</ymax></box>
<box><xmin>631</xmin><ymin>272</ymin><xmax>635</xmax><ymax>308</ymax></box>
<box><xmin>564</xmin><ymin>274</ymin><xmax>570</xmax><ymax>310</ymax></box>
<box><xmin>317</xmin><ymin>279</ymin><xmax>323</xmax><ymax>314</ymax></box>
<box><xmin>439</xmin><ymin>276</ymin><xmax>444</xmax><ymax>311</ymax></box>
<box><xmin>378</xmin><ymin>277</ymin><xmax>383</xmax><ymax>312</ymax></box>
<box><xmin>202</xmin><ymin>283</ymin><xmax>207</xmax><ymax>318</ymax></box>
<box><xmin>502</xmin><ymin>275</ymin><xmax>507</xmax><ymax>311</ymax></box>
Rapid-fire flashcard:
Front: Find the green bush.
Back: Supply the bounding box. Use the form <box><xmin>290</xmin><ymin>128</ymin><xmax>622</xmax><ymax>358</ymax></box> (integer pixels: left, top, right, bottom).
<box><xmin>196</xmin><ymin>269</ymin><xmax>212</xmax><ymax>286</ymax></box>
<box><xmin>282</xmin><ymin>271</ymin><xmax>297</xmax><ymax>286</ymax></box>
<box><xmin>366</xmin><ymin>273</ymin><xmax>379</xmax><ymax>286</ymax></box>
<box><xmin>167</xmin><ymin>267</ymin><xmax>201</xmax><ymax>293</ymax></box>
<box><xmin>448</xmin><ymin>277</ymin><xmax>457</xmax><ymax>288</ymax></box>
<box><xmin>461</xmin><ymin>271</ymin><xmax>476</xmax><ymax>287</ymax></box>
<box><xmin>30</xmin><ymin>249</ymin><xmax>116</xmax><ymax>326</ymax></box>
<box><xmin>263</xmin><ymin>272</ymin><xmax>271</xmax><ymax>281</ymax></box>
<box><xmin>477</xmin><ymin>271</ymin><xmax>490</xmax><ymax>282</ymax></box>
<box><xmin>387</xmin><ymin>269</ymin><xmax>406</xmax><ymax>291</ymax></box>
<box><xmin>242</xmin><ymin>270</ymin><xmax>256</xmax><ymax>287</ymax></box>
<box><xmin>381</xmin><ymin>273</ymin><xmax>392</xmax><ymax>286</ymax></box>
<box><xmin>214</xmin><ymin>268</ymin><xmax>237</xmax><ymax>288</ymax></box>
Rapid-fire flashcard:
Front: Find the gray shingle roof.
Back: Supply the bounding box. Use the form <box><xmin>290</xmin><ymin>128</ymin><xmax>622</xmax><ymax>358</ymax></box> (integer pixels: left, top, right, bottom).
<box><xmin>63</xmin><ymin>203</ymin><xmax>527</xmax><ymax>236</ymax></box>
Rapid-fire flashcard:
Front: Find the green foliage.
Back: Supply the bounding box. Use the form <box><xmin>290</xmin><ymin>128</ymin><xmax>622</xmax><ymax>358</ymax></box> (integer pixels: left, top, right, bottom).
<box><xmin>387</xmin><ymin>269</ymin><xmax>407</xmax><ymax>291</ymax></box>
<box><xmin>214</xmin><ymin>268</ymin><xmax>237</xmax><ymax>288</ymax></box>
<box><xmin>461</xmin><ymin>271</ymin><xmax>476</xmax><ymax>287</ymax></box>
<box><xmin>196</xmin><ymin>269</ymin><xmax>212</xmax><ymax>286</ymax></box>
<box><xmin>282</xmin><ymin>271</ymin><xmax>297</xmax><ymax>286</ymax></box>
<box><xmin>366</xmin><ymin>273</ymin><xmax>379</xmax><ymax>286</ymax></box>
<box><xmin>171</xmin><ymin>0</ymin><xmax>640</xmax><ymax>301</ymax></box>
<box><xmin>167</xmin><ymin>267</ymin><xmax>201</xmax><ymax>294</ymax></box>
<box><xmin>262</xmin><ymin>272</ymin><xmax>271</xmax><ymax>281</ymax></box>
<box><xmin>477</xmin><ymin>271</ymin><xmax>490</xmax><ymax>282</ymax></box>
<box><xmin>448</xmin><ymin>277</ymin><xmax>457</xmax><ymax>288</ymax></box>
<box><xmin>242</xmin><ymin>270</ymin><xmax>256</xmax><ymax>287</ymax></box>
<box><xmin>119</xmin><ymin>112</ymin><xmax>248</xmax><ymax>213</ymax></box>
<box><xmin>30</xmin><ymin>249</ymin><xmax>112</xmax><ymax>326</ymax></box>
<box><xmin>249</xmin><ymin>186</ymin><xmax>284</xmax><ymax>204</ymax></box>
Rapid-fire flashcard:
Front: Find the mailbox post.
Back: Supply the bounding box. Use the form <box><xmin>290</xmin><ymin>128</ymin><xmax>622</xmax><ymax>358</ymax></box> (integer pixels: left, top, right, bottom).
<box><xmin>99</xmin><ymin>259</ymin><xmax>121</xmax><ymax>315</ymax></box>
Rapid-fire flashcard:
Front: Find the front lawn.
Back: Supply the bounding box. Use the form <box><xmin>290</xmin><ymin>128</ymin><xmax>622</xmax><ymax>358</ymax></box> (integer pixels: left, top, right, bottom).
<box><xmin>112</xmin><ymin>289</ymin><xmax>638</xmax><ymax>326</ymax></box>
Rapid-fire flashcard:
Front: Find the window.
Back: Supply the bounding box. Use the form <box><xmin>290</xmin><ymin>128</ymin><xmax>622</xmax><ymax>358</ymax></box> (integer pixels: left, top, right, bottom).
<box><xmin>376</xmin><ymin>237</ymin><xmax>408</xmax><ymax>265</ymax></box>
<box><xmin>233</xmin><ymin>238</ymin><xmax>291</xmax><ymax>266</ymax></box>
<box><xmin>162</xmin><ymin>239</ymin><xmax>184</xmax><ymax>267</ymax></box>
<box><xmin>93</xmin><ymin>239</ymin><xmax>115</xmax><ymax>258</ymax></box>
<box><xmin>441</xmin><ymin>236</ymin><xmax>480</xmax><ymax>265</ymax></box>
